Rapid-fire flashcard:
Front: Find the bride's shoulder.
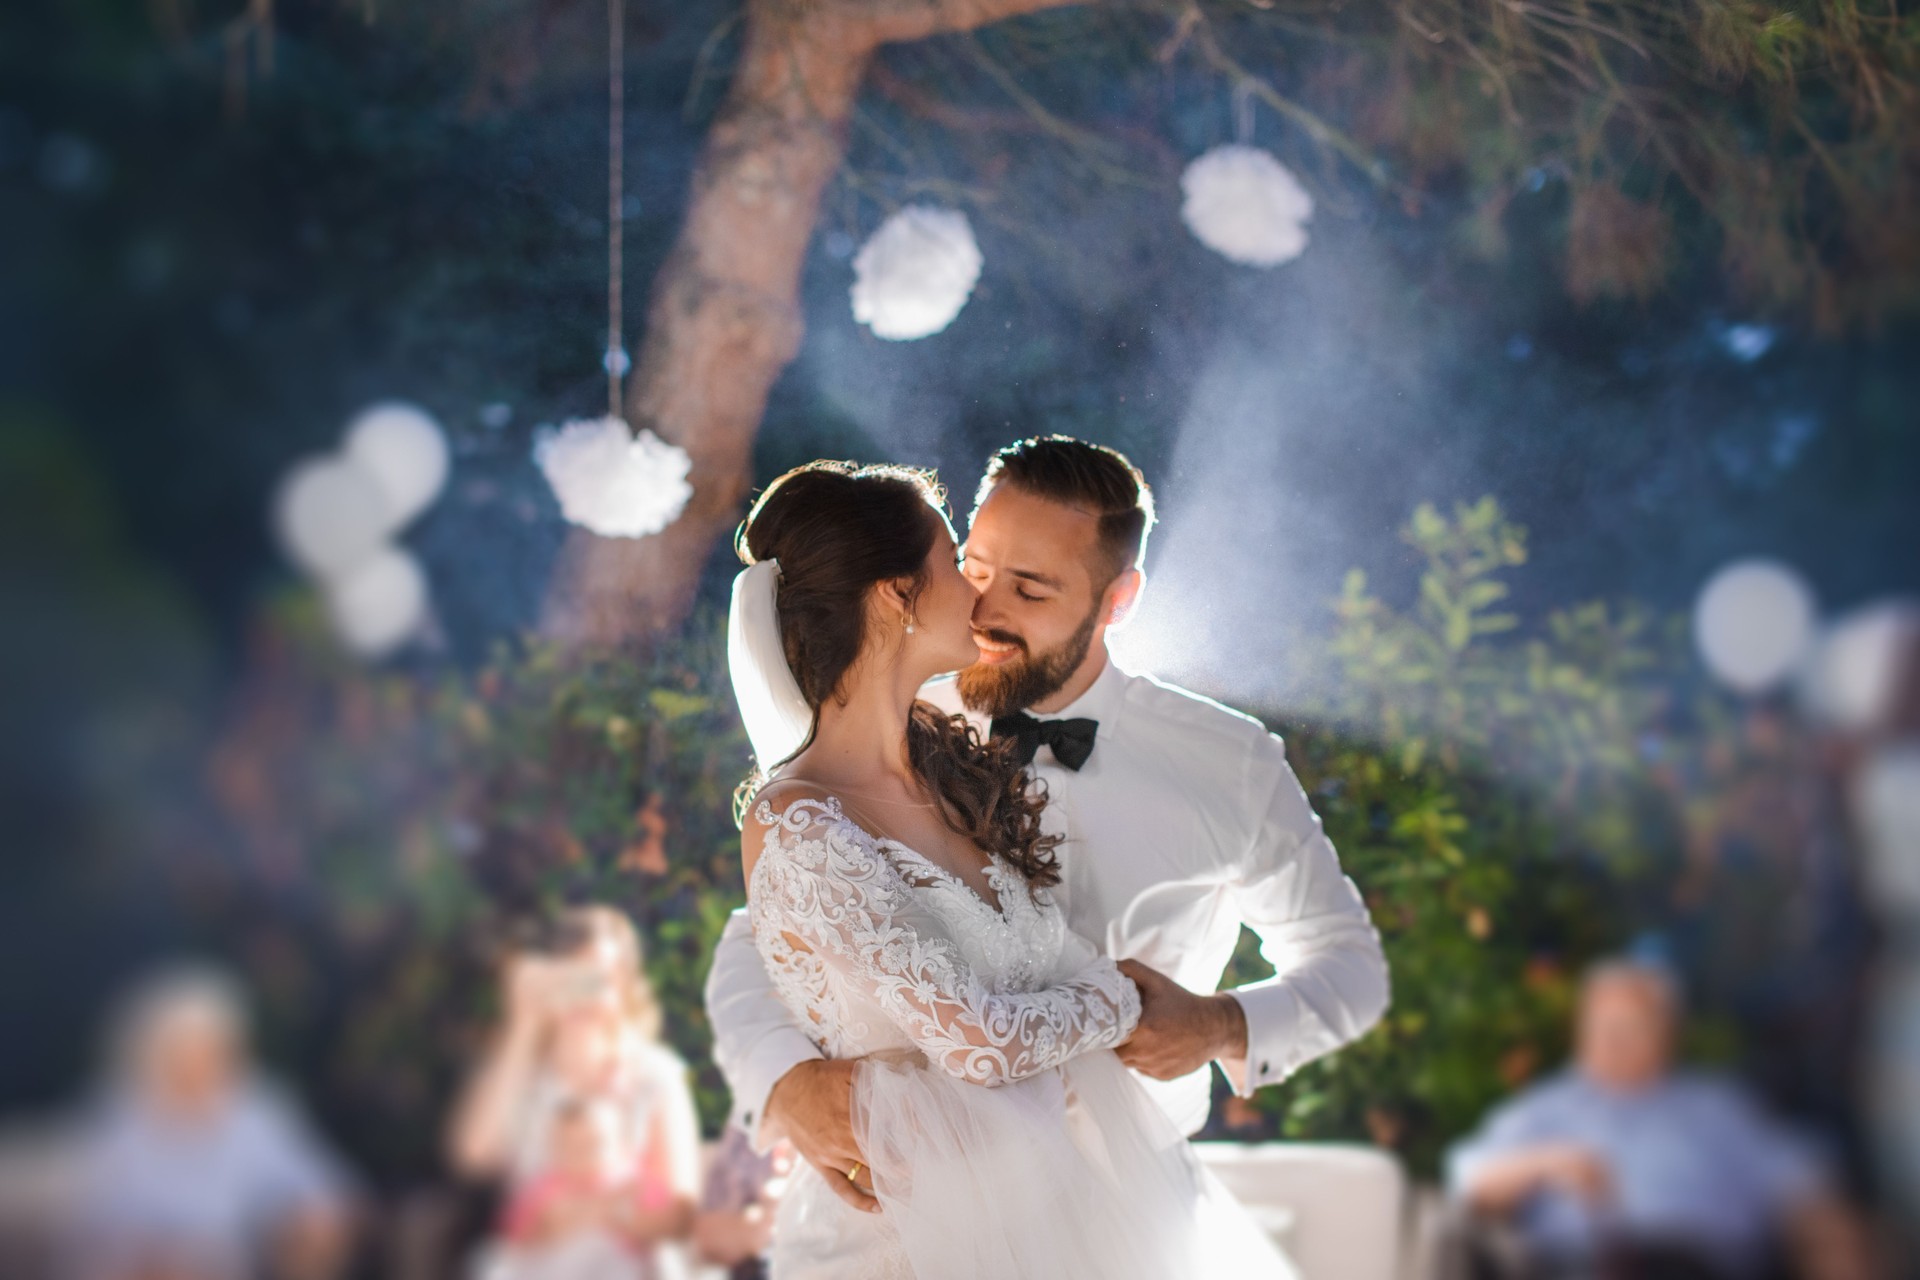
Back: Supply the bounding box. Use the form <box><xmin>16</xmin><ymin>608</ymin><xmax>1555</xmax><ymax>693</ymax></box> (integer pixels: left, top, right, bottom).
<box><xmin>745</xmin><ymin>779</ymin><xmax>844</xmax><ymax>834</ymax></box>
<box><xmin>745</xmin><ymin>779</ymin><xmax>894</xmax><ymax>860</ymax></box>
<box><xmin>743</xmin><ymin>781</ymin><xmax>844</xmax><ymax>882</ymax></box>
<box><xmin>743</xmin><ymin>782</ymin><xmax>899</xmax><ymax>894</ymax></box>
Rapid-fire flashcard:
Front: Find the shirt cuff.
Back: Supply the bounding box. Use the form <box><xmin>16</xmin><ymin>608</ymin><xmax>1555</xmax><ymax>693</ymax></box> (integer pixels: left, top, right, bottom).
<box><xmin>1215</xmin><ymin>991</ymin><xmax>1254</xmax><ymax>1097</ymax></box>
<box><xmin>1222</xmin><ymin>981</ymin><xmax>1307</xmax><ymax>1095</ymax></box>
<box><xmin>727</xmin><ymin>1028</ymin><xmax>823</xmax><ymax>1152</ymax></box>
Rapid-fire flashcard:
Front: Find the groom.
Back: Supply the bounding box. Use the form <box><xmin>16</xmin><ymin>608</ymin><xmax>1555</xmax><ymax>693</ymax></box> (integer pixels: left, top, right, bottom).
<box><xmin>706</xmin><ymin>435</ymin><xmax>1389</xmax><ymax>1209</ymax></box>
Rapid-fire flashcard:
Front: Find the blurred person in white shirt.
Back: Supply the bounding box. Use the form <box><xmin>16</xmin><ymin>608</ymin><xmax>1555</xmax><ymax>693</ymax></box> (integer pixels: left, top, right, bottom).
<box><xmin>1447</xmin><ymin>959</ymin><xmax>1870</xmax><ymax>1280</ymax></box>
<box><xmin>62</xmin><ymin>964</ymin><xmax>356</xmax><ymax>1280</ymax></box>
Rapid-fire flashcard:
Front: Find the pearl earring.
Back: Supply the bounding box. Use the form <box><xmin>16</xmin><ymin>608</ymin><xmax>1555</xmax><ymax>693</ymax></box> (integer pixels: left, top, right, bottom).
<box><xmin>904</xmin><ymin>618</ymin><xmax>917</xmax><ymax>635</ymax></box>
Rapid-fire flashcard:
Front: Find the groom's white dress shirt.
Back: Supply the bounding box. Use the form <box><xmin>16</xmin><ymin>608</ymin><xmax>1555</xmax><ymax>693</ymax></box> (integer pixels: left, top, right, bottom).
<box><xmin>706</xmin><ymin>657</ymin><xmax>1390</xmax><ymax>1139</ymax></box>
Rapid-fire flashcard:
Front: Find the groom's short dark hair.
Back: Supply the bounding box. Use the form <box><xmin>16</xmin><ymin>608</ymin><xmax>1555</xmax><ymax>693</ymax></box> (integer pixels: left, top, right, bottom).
<box><xmin>975</xmin><ymin>436</ymin><xmax>1155</xmax><ymax>586</ymax></box>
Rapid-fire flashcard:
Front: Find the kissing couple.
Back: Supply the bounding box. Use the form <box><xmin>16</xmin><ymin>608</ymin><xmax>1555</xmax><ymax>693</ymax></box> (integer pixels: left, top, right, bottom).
<box><xmin>706</xmin><ymin>436</ymin><xmax>1389</xmax><ymax>1278</ymax></box>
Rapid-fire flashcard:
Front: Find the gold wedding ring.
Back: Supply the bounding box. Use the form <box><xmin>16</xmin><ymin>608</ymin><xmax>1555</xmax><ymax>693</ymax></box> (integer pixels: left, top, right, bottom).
<box><xmin>846</xmin><ymin>1161</ymin><xmax>865</xmax><ymax>1183</ymax></box>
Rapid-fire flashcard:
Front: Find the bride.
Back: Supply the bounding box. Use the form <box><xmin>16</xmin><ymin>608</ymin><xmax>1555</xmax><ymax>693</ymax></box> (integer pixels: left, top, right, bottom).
<box><xmin>727</xmin><ymin>460</ymin><xmax>1292</xmax><ymax>1279</ymax></box>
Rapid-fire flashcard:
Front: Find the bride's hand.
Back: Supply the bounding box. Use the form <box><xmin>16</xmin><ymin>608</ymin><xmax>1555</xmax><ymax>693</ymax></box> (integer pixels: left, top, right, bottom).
<box><xmin>765</xmin><ymin>1058</ymin><xmax>880</xmax><ymax>1213</ymax></box>
<box><xmin>1114</xmin><ymin>959</ymin><xmax>1249</xmax><ymax>1082</ymax></box>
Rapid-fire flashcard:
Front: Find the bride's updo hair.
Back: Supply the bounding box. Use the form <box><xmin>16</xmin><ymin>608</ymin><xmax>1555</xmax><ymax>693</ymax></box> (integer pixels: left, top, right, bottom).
<box><xmin>736</xmin><ymin>460</ymin><xmax>1060</xmax><ymax>889</ymax></box>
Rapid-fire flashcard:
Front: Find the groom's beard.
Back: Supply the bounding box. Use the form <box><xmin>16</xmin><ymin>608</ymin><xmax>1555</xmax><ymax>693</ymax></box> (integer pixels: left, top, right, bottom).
<box><xmin>955</xmin><ymin>604</ymin><xmax>1100</xmax><ymax>720</ymax></box>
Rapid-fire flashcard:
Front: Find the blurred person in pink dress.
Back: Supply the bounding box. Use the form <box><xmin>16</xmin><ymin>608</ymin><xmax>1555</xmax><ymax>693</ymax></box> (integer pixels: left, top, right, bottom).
<box><xmin>481</xmin><ymin>1093</ymin><xmax>689</xmax><ymax>1280</ymax></box>
<box><xmin>450</xmin><ymin>906</ymin><xmax>700</xmax><ymax>1279</ymax></box>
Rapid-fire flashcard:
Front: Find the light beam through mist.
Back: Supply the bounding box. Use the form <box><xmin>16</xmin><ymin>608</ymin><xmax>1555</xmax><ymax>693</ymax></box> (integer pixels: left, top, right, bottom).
<box><xmin>1112</xmin><ymin>238</ymin><xmax>1483</xmax><ymax>708</ymax></box>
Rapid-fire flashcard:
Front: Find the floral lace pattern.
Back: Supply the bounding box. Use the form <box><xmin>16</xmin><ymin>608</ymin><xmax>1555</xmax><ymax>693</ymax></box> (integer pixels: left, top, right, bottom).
<box><xmin>747</xmin><ymin>796</ymin><xmax>1141</xmax><ymax>1086</ymax></box>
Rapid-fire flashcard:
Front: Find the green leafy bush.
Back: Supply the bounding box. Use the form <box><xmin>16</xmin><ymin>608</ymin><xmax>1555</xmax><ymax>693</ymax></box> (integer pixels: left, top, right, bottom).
<box><xmin>204</xmin><ymin>604</ymin><xmax>752</xmax><ymax>1171</ymax></box>
<box><xmin>1222</xmin><ymin>499</ymin><xmax>1692</xmax><ymax>1174</ymax></box>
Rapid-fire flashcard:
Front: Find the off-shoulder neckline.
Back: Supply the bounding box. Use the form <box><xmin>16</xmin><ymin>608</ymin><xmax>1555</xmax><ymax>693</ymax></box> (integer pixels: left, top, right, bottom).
<box><xmin>751</xmin><ymin>793</ymin><xmax>1012</xmax><ymax>920</ymax></box>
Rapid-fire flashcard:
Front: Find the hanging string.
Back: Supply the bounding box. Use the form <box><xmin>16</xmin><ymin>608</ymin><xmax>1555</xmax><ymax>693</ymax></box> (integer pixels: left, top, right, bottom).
<box><xmin>1233</xmin><ymin>78</ymin><xmax>1255</xmax><ymax>145</ymax></box>
<box><xmin>530</xmin><ymin>0</ymin><xmax>692</xmax><ymax>541</ymax></box>
<box><xmin>605</xmin><ymin>0</ymin><xmax>627</xmax><ymax>420</ymax></box>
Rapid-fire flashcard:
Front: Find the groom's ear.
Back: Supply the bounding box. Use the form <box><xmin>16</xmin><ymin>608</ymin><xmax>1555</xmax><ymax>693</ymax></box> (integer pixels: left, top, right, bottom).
<box><xmin>1103</xmin><ymin>568</ymin><xmax>1144</xmax><ymax>628</ymax></box>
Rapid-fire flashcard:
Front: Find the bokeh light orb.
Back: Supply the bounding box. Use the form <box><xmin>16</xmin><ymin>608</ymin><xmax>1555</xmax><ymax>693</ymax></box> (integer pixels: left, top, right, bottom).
<box><xmin>1801</xmin><ymin>599</ymin><xmax>1920</xmax><ymax>732</ymax></box>
<box><xmin>849</xmin><ymin>205</ymin><xmax>983</xmax><ymax>341</ymax></box>
<box><xmin>343</xmin><ymin>401</ymin><xmax>449</xmax><ymax>527</ymax></box>
<box><xmin>271</xmin><ymin>454</ymin><xmax>398</xmax><ymax>578</ymax></box>
<box><xmin>534</xmin><ymin>416</ymin><xmax>693</xmax><ymax>539</ymax></box>
<box><xmin>1692</xmin><ymin>558</ymin><xmax>1818</xmax><ymax>695</ymax></box>
<box><xmin>1180</xmin><ymin>144</ymin><xmax>1314</xmax><ymax>268</ymax></box>
<box><xmin>1857</xmin><ymin>745</ymin><xmax>1920</xmax><ymax>915</ymax></box>
<box><xmin>324</xmin><ymin>544</ymin><xmax>429</xmax><ymax>658</ymax></box>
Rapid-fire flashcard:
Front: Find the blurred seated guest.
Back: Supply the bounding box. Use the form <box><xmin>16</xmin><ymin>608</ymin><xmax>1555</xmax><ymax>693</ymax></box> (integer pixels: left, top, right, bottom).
<box><xmin>62</xmin><ymin>964</ymin><xmax>355</xmax><ymax>1280</ymax></box>
<box><xmin>1446</xmin><ymin>959</ymin><xmax>1870</xmax><ymax>1280</ymax></box>
<box><xmin>1846</xmin><ymin>605</ymin><xmax>1920</xmax><ymax>1249</ymax></box>
<box><xmin>449</xmin><ymin>906</ymin><xmax>699</xmax><ymax>1278</ymax></box>
<box><xmin>690</xmin><ymin>1126</ymin><xmax>790</xmax><ymax>1280</ymax></box>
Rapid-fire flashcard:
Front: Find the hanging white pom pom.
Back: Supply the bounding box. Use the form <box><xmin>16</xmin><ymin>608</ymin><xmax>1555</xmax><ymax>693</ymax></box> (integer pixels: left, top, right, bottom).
<box><xmin>1180</xmin><ymin>144</ymin><xmax>1314</xmax><ymax>268</ymax></box>
<box><xmin>1693</xmin><ymin>558</ymin><xmax>1818</xmax><ymax>696</ymax></box>
<box><xmin>534</xmin><ymin>416</ymin><xmax>693</xmax><ymax>539</ymax></box>
<box><xmin>1800</xmin><ymin>599</ymin><xmax>1920</xmax><ymax>732</ymax></box>
<box><xmin>850</xmin><ymin>205</ymin><xmax>983</xmax><ymax>341</ymax></box>
<box><xmin>272</xmin><ymin>454</ymin><xmax>401</xmax><ymax>578</ymax></box>
<box><xmin>343</xmin><ymin>401</ymin><xmax>450</xmax><ymax>527</ymax></box>
<box><xmin>324</xmin><ymin>543</ymin><xmax>430</xmax><ymax>658</ymax></box>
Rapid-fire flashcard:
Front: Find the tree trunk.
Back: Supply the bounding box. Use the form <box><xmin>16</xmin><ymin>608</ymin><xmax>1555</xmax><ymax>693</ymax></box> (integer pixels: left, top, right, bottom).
<box><xmin>541</xmin><ymin>0</ymin><xmax>1082</xmax><ymax>650</ymax></box>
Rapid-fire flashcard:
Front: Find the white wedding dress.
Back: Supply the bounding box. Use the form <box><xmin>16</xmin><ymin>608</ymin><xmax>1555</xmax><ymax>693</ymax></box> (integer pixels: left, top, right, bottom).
<box><xmin>747</xmin><ymin>794</ymin><xmax>1295</xmax><ymax>1280</ymax></box>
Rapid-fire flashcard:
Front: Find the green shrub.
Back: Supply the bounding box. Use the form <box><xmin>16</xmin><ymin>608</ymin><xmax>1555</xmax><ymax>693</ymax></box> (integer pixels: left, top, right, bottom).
<box><xmin>1222</xmin><ymin>499</ymin><xmax>1692</xmax><ymax>1174</ymax></box>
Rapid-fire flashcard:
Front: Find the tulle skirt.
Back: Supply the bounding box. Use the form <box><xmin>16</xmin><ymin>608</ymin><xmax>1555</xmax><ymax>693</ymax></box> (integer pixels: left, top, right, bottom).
<box><xmin>768</xmin><ymin>1049</ymin><xmax>1295</xmax><ymax>1280</ymax></box>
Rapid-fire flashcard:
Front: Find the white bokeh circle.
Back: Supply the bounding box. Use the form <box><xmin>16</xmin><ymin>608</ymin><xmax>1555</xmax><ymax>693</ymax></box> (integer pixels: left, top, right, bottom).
<box><xmin>272</xmin><ymin>454</ymin><xmax>400</xmax><ymax>579</ymax></box>
<box><xmin>1800</xmin><ymin>599</ymin><xmax>1920</xmax><ymax>731</ymax></box>
<box><xmin>324</xmin><ymin>544</ymin><xmax>429</xmax><ymax>658</ymax></box>
<box><xmin>1692</xmin><ymin>558</ymin><xmax>1818</xmax><ymax>695</ymax></box>
<box><xmin>343</xmin><ymin>401</ymin><xmax>450</xmax><ymax>527</ymax></box>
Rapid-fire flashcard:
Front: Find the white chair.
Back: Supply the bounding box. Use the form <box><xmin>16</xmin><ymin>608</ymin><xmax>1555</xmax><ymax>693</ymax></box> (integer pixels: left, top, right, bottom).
<box><xmin>1194</xmin><ymin>1141</ymin><xmax>1409</xmax><ymax>1280</ymax></box>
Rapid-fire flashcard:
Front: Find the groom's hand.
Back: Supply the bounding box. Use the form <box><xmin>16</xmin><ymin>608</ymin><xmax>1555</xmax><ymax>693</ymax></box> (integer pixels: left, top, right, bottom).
<box><xmin>1114</xmin><ymin>959</ymin><xmax>1249</xmax><ymax>1082</ymax></box>
<box><xmin>764</xmin><ymin>1058</ymin><xmax>879</xmax><ymax>1213</ymax></box>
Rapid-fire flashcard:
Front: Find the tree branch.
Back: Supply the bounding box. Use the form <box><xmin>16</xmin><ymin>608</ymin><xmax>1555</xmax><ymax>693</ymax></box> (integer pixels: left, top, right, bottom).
<box><xmin>854</xmin><ymin>0</ymin><xmax>1089</xmax><ymax>48</ymax></box>
<box><xmin>1192</xmin><ymin>19</ymin><xmax>1407</xmax><ymax>195</ymax></box>
<box><xmin>868</xmin><ymin>59</ymin><xmax>1182</xmax><ymax>175</ymax></box>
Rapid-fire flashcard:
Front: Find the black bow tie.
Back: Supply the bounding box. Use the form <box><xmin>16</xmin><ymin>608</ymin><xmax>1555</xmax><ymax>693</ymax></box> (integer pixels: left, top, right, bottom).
<box><xmin>989</xmin><ymin>713</ymin><xmax>1099</xmax><ymax>772</ymax></box>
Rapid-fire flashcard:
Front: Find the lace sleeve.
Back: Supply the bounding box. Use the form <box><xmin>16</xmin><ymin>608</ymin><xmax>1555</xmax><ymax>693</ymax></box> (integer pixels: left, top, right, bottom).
<box><xmin>749</xmin><ymin>799</ymin><xmax>1140</xmax><ymax>1086</ymax></box>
